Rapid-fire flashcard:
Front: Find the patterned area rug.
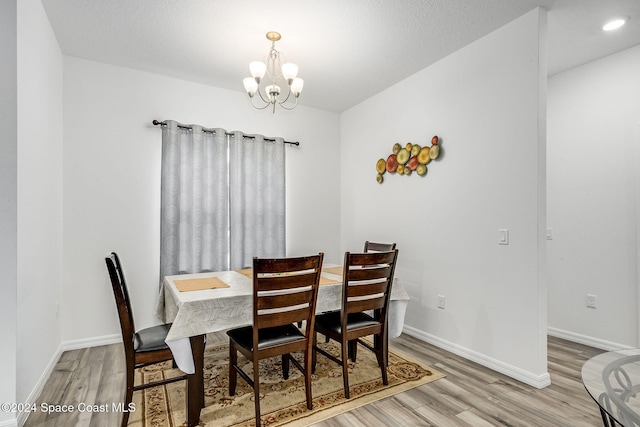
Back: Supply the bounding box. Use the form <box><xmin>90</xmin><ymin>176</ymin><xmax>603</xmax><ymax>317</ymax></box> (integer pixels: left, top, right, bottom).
<box><xmin>128</xmin><ymin>340</ymin><xmax>444</xmax><ymax>427</ymax></box>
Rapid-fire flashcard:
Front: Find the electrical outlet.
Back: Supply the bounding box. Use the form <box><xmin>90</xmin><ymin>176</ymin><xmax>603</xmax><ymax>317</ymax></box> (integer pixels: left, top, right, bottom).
<box><xmin>586</xmin><ymin>294</ymin><xmax>597</xmax><ymax>309</ymax></box>
<box><xmin>56</xmin><ymin>302</ymin><xmax>60</xmax><ymax>318</ymax></box>
<box><xmin>437</xmin><ymin>295</ymin><xmax>446</xmax><ymax>309</ymax></box>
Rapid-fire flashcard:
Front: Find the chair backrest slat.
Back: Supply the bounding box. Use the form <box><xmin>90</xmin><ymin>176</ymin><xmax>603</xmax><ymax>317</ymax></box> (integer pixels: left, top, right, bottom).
<box><xmin>363</xmin><ymin>241</ymin><xmax>397</xmax><ymax>253</ymax></box>
<box><xmin>257</xmin><ymin>289</ymin><xmax>315</xmax><ymax>311</ymax></box>
<box><xmin>256</xmin><ymin>270</ymin><xmax>318</xmax><ymax>291</ymax></box>
<box><xmin>258</xmin><ymin>306</ymin><xmax>312</xmax><ymax>329</ymax></box>
<box><xmin>348</xmin><ymin>251</ymin><xmax>396</xmax><ymax>266</ymax></box>
<box><xmin>347</xmin><ymin>295</ymin><xmax>386</xmax><ymax>314</ymax></box>
<box><xmin>346</xmin><ymin>281</ymin><xmax>387</xmax><ymax>298</ymax></box>
<box><xmin>256</xmin><ymin>257</ymin><xmax>321</xmax><ymax>273</ymax></box>
<box><xmin>347</xmin><ymin>265</ymin><xmax>392</xmax><ymax>281</ymax></box>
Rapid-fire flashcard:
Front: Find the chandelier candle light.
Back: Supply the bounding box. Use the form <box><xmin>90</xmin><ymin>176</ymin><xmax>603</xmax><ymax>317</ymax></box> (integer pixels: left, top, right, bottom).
<box><xmin>243</xmin><ymin>31</ymin><xmax>304</xmax><ymax>113</ymax></box>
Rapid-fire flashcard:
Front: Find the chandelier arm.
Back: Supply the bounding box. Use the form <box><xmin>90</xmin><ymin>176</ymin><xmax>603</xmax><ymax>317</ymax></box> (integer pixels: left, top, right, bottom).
<box><xmin>249</xmin><ymin>95</ymin><xmax>272</xmax><ymax>110</ymax></box>
<box><xmin>277</xmin><ymin>88</ymin><xmax>292</xmax><ymax>105</ymax></box>
<box><xmin>278</xmin><ymin>96</ymin><xmax>299</xmax><ymax>111</ymax></box>
<box><xmin>255</xmin><ymin>87</ymin><xmax>273</xmax><ymax>105</ymax></box>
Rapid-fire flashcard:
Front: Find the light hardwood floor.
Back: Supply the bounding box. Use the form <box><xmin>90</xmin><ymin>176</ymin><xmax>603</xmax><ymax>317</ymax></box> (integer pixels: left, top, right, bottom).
<box><xmin>24</xmin><ymin>333</ymin><xmax>605</xmax><ymax>427</ymax></box>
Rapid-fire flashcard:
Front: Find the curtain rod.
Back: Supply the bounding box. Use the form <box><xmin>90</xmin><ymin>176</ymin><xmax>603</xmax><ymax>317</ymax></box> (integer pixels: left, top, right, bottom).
<box><xmin>152</xmin><ymin>120</ymin><xmax>300</xmax><ymax>146</ymax></box>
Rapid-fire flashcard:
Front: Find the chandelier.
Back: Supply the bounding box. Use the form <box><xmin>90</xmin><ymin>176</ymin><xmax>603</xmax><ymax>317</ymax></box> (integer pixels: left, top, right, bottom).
<box><xmin>242</xmin><ymin>32</ymin><xmax>304</xmax><ymax>113</ymax></box>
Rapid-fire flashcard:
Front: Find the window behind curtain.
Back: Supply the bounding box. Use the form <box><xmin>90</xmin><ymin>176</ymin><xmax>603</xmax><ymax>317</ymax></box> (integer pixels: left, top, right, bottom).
<box><xmin>160</xmin><ymin>121</ymin><xmax>285</xmax><ymax>280</ymax></box>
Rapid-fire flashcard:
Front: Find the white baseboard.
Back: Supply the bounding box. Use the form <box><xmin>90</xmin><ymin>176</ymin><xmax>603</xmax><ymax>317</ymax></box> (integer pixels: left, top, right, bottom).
<box><xmin>17</xmin><ymin>334</ymin><xmax>122</xmax><ymax>427</ymax></box>
<box><xmin>62</xmin><ymin>333</ymin><xmax>121</xmax><ymax>351</ymax></box>
<box><xmin>547</xmin><ymin>326</ymin><xmax>630</xmax><ymax>351</ymax></box>
<box><xmin>16</xmin><ymin>343</ymin><xmax>63</xmax><ymax>427</ymax></box>
<box><xmin>402</xmin><ymin>325</ymin><xmax>551</xmax><ymax>389</ymax></box>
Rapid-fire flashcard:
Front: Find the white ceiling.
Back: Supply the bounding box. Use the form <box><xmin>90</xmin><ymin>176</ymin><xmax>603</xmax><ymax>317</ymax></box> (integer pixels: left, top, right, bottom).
<box><xmin>41</xmin><ymin>0</ymin><xmax>640</xmax><ymax>113</ymax></box>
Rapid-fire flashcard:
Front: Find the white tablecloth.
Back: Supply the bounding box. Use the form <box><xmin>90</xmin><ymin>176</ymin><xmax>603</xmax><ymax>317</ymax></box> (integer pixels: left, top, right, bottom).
<box><xmin>155</xmin><ymin>265</ymin><xmax>409</xmax><ymax>373</ymax></box>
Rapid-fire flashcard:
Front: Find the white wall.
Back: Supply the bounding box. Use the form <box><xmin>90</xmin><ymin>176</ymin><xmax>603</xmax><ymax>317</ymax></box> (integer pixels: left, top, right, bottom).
<box><xmin>340</xmin><ymin>9</ymin><xmax>549</xmax><ymax>386</ymax></box>
<box><xmin>62</xmin><ymin>57</ymin><xmax>341</xmax><ymax>342</ymax></box>
<box><xmin>548</xmin><ymin>44</ymin><xmax>640</xmax><ymax>349</ymax></box>
<box><xmin>16</xmin><ymin>0</ymin><xmax>64</xmax><ymax>409</ymax></box>
<box><xmin>0</xmin><ymin>1</ymin><xmax>18</xmax><ymax>424</ymax></box>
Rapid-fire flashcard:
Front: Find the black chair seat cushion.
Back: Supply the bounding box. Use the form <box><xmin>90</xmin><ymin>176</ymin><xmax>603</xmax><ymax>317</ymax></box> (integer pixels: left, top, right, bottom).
<box><xmin>316</xmin><ymin>311</ymin><xmax>380</xmax><ymax>334</ymax></box>
<box><xmin>227</xmin><ymin>324</ymin><xmax>304</xmax><ymax>351</ymax></box>
<box><xmin>133</xmin><ymin>323</ymin><xmax>172</xmax><ymax>352</ymax></box>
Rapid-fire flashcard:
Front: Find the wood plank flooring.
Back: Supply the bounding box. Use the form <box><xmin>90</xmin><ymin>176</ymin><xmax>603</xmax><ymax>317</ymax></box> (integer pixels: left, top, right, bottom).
<box><xmin>23</xmin><ymin>333</ymin><xmax>605</xmax><ymax>427</ymax></box>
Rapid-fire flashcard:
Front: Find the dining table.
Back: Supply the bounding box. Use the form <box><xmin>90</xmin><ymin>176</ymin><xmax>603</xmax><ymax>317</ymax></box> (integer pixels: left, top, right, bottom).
<box><xmin>582</xmin><ymin>348</ymin><xmax>640</xmax><ymax>426</ymax></box>
<box><xmin>154</xmin><ymin>263</ymin><xmax>410</xmax><ymax>426</ymax></box>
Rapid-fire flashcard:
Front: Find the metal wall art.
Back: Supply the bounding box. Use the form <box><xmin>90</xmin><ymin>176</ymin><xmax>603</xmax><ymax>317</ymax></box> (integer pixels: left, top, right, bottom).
<box><xmin>375</xmin><ymin>135</ymin><xmax>441</xmax><ymax>183</ymax></box>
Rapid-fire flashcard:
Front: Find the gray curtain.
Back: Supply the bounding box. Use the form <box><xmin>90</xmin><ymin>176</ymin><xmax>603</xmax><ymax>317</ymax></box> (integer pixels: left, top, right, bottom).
<box><xmin>160</xmin><ymin>121</ymin><xmax>285</xmax><ymax>279</ymax></box>
<box><xmin>229</xmin><ymin>132</ymin><xmax>286</xmax><ymax>269</ymax></box>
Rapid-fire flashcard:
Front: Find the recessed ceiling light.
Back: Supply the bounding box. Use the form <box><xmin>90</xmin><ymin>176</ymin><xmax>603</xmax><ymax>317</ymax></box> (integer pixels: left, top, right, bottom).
<box><xmin>602</xmin><ymin>17</ymin><xmax>629</xmax><ymax>31</ymax></box>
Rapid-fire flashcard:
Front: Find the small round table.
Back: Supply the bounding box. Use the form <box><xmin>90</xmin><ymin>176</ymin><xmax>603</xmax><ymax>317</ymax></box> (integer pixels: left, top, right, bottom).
<box><xmin>582</xmin><ymin>349</ymin><xmax>640</xmax><ymax>426</ymax></box>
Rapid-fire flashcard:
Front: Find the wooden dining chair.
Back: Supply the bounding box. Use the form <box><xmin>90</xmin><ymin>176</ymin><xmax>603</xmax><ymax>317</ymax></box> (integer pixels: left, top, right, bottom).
<box><xmin>317</xmin><ymin>240</ymin><xmax>396</xmax><ymax>350</ymax></box>
<box><xmin>105</xmin><ymin>252</ymin><xmax>189</xmax><ymax>427</ymax></box>
<box><xmin>363</xmin><ymin>241</ymin><xmax>397</xmax><ymax>252</ymax></box>
<box><xmin>312</xmin><ymin>250</ymin><xmax>398</xmax><ymax>399</ymax></box>
<box><xmin>363</xmin><ymin>241</ymin><xmax>398</xmax><ymax>362</ymax></box>
<box><xmin>227</xmin><ymin>253</ymin><xmax>324</xmax><ymax>427</ymax></box>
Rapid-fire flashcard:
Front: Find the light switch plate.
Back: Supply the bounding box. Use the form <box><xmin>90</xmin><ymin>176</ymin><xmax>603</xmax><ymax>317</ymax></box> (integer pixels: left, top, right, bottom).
<box><xmin>499</xmin><ymin>229</ymin><xmax>509</xmax><ymax>245</ymax></box>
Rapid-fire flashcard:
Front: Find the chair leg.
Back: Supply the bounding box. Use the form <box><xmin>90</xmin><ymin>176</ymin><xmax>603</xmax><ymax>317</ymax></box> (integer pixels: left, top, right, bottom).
<box><xmin>253</xmin><ymin>358</ymin><xmax>261</xmax><ymax>427</ymax></box>
<box><xmin>377</xmin><ymin>333</ymin><xmax>388</xmax><ymax>385</ymax></box>
<box><xmin>312</xmin><ymin>332</ymin><xmax>317</xmax><ymax>373</ymax></box>
<box><xmin>122</xmin><ymin>368</ymin><xmax>134</xmax><ymax>427</ymax></box>
<box><xmin>341</xmin><ymin>339</ymin><xmax>350</xmax><ymax>399</ymax></box>
<box><xmin>229</xmin><ymin>343</ymin><xmax>237</xmax><ymax>396</ymax></box>
<box><xmin>304</xmin><ymin>347</ymin><xmax>313</xmax><ymax>410</ymax></box>
<box><xmin>375</xmin><ymin>329</ymin><xmax>389</xmax><ymax>368</ymax></box>
<box><xmin>282</xmin><ymin>354</ymin><xmax>290</xmax><ymax>379</ymax></box>
<box><xmin>348</xmin><ymin>339</ymin><xmax>358</xmax><ymax>362</ymax></box>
